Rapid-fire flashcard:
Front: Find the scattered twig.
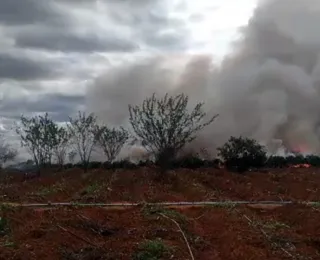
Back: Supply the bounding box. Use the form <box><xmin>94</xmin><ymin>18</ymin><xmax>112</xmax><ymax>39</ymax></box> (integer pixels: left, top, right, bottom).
<box><xmin>159</xmin><ymin>213</ymin><xmax>195</xmax><ymax>260</ymax></box>
<box><xmin>193</xmin><ymin>213</ymin><xmax>205</xmax><ymax>220</ymax></box>
<box><xmin>77</xmin><ymin>214</ymin><xmax>91</xmax><ymax>221</ymax></box>
<box><xmin>57</xmin><ymin>225</ymin><xmax>100</xmax><ymax>248</ymax></box>
<box><xmin>239</xmin><ymin>210</ymin><xmax>295</xmax><ymax>259</ymax></box>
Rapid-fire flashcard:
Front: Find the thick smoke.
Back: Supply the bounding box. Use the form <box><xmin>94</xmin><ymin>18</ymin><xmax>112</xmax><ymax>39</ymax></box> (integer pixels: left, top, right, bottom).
<box><xmin>87</xmin><ymin>0</ymin><xmax>320</xmax><ymax>158</ymax></box>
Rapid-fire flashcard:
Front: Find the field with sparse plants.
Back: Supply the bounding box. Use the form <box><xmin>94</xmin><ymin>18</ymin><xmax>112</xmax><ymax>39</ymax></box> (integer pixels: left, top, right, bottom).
<box><xmin>0</xmin><ymin>165</ymin><xmax>320</xmax><ymax>260</ymax></box>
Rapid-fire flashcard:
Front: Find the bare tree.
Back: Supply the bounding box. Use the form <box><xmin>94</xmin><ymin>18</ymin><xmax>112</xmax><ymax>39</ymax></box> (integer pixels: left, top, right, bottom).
<box><xmin>67</xmin><ymin>111</ymin><xmax>98</xmax><ymax>172</ymax></box>
<box><xmin>0</xmin><ymin>135</ymin><xmax>17</xmax><ymax>168</ymax></box>
<box><xmin>95</xmin><ymin>125</ymin><xmax>129</xmax><ymax>162</ymax></box>
<box><xmin>129</xmin><ymin>93</ymin><xmax>218</xmax><ymax>169</ymax></box>
<box><xmin>52</xmin><ymin>126</ymin><xmax>70</xmax><ymax>169</ymax></box>
<box><xmin>16</xmin><ymin>113</ymin><xmax>58</xmax><ymax>175</ymax></box>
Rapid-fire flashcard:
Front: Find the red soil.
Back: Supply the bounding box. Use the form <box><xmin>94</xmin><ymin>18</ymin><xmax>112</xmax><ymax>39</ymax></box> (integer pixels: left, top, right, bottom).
<box><xmin>0</xmin><ymin>167</ymin><xmax>319</xmax><ymax>259</ymax></box>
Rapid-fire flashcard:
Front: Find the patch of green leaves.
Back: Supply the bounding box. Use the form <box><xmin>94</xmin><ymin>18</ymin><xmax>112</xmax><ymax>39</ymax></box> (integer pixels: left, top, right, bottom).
<box><xmin>142</xmin><ymin>205</ymin><xmax>187</xmax><ymax>223</ymax></box>
<box><xmin>133</xmin><ymin>238</ymin><xmax>172</xmax><ymax>260</ymax></box>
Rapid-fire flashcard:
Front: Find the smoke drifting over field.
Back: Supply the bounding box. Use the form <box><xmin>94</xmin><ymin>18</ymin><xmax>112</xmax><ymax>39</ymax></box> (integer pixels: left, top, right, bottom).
<box><xmin>87</xmin><ymin>0</ymin><xmax>320</xmax><ymax>157</ymax></box>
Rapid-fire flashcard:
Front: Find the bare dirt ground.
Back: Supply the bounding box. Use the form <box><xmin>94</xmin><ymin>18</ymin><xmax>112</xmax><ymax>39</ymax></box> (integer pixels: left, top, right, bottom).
<box><xmin>0</xmin><ymin>167</ymin><xmax>319</xmax><ymax>259</ymax></box>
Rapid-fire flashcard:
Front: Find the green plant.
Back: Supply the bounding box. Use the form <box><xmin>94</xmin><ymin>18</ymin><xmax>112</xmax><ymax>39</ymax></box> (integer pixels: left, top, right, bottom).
<box><xmin>263</xmin><ymin>221</ymin><xmax>290</xmax><ymax>230</ymax></box>
<box><xmin>87</xmin><ymin>161</ymin><xmax>102</xmax><ymax>169</ymax></box>
<box><xmin>0</xmin><ymin>216</ymin><xmax>9</xmax><ymax>236</ymax></box>
<box><xmin>133</xmin><ymin>238</ymin><xmax>172</xmax><ymax>260</ymax></box>
<box><xmin>34</xmin><ymin>181</ymin><xmax>66</xmax><ymax>196</ymax></box>
<box><xmin>305</xmin><ymin>155</ymin><xmax>320</xmax><ymax>166</ymax></box>
<box><xmin>111</xmin><ymin>159</ymin><xmax>138</xmax><ymax>170</ymax></box>
<box><xmin>129</xmin><ymin>93</ymin><xmax>218</xmax><ymax>172</ymax></box>
<box><xmin>16</xmin><ymin>113</ymin><xmax>59</xmax><ymax>175</ymax></box>
<box><xmin>217</xmin><ymin>136</ymin><xmax>267</xmax><ymax>172</ymax></box>
<box><xmin>265</xmin><ymin>156</ymin><xmax>288</xmax><ymax>168</ymax></box>
<box><xmin>172</xmin><ymin>154</ymin><xmax>206</xmax><ymax>169</ymax></box>
<box><xmin>84</xmin><ymin>182</ymin><xmax>100</xmax><ymax>194</ymax></box>
<box><xmin>94</xmin><ymin>125</ymin><xmax>129</xmax><ymax>162</ymax></box>
<box><xmin>142</xmin><ymin>205</ymin><xmax>187</xmax><ymax>223</ymax></box>
<box><xmin>286</xmin><ymin>155</ymin><xmax>306</xmax><ymax>165</ymax></box>
<box><xmin>67</xmin><ymin>111</ymin><xmax>99</xmax><ymax>172</ymax></box>
<box><xmin>52</xmin><ymin>126</ymin><xmax>70</xmax><ymax>169</ymax></box>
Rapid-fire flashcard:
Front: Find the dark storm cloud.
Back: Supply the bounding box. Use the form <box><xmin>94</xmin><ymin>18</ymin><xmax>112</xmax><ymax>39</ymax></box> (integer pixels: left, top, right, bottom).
<box><xmin>0</xmin><ymin>0</ymin><xmax>63</xmax><ymax>26</ymax></box>
<box><xmin>0</xmin><ymin>93</ymin><xmax>85</xmax><ymax>122</ymax></box>
<box><xmin>14</xmin><ymin>29</ymin><xmax>138</xmax><ymax>53</ymax></box>
<box><xmin>0</xmin><ymin>53</ymin><xmax>62</xmax><ymax>80</ymax></box>
<box><xmin>1</xmin><ymin>0</ymin><xmax>188</xmax><ymax>53</ymax></box>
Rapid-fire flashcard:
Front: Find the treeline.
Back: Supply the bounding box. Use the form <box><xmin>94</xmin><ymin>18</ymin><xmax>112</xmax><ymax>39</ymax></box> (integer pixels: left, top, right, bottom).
<box><xmin>3</xmin><ymin>93</ymin><xmax>217</xmax><ymax>174</ymax></box>
<box><xmin>28</xmin><ymin>152</ymin><xmax>320</xmax><ymax>172</ymax></box>
<box><xmin>0</xmin><ymin>92</ymin><xmax>318</xmax><ymax>174</ymax></box>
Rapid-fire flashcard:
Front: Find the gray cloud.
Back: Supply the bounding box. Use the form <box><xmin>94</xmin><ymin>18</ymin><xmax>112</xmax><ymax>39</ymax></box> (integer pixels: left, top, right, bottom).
<box><xmin>0</xmin><ymin>53</ymin><xmax>63</xmax><ymax>80</ymax></box>
<box><xmin>87</xmin><ymin>0</ymin><xmax>320</xmax><ymax>155</ymax></box>
<box><xmin>0</xmin><ymin>0</ymin><xmax>193</xmax><ymax>161</ymax></box>
<box><xmin>0</xmin><ymin>0</ymin><xmax>64</xmax><ymax>26</ymax></box>
<box><xmin>0</xmin><ymin>93</ymin><xmax>85</xmax><ymax>122</ymax></box>
<box><xmin>14</xmin><ymin>28</ymin><xmax>138</xmax><ymax>53</ymax></box>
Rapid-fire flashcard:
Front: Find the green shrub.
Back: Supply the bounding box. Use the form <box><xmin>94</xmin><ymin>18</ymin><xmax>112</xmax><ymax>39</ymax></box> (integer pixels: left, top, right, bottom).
<box><xmin>0</xmin><ymin>216</ymin><xmax>9</xmax><ymax>236</ymax></box>
<box><xmin>305</xmin><ymin>155</ymin><xmax>320</xmax><ymax>166</ymax></box>
<box><xmin>64</xmin><ymin>163</ymin><xmax>74</xmax><ymax>169</ymax></box>
<box><xmin>112</xmin><ymin>159</ymin><xmax>138</xmax><ymax>169</ymax></box>
<box><xmin>87</xmin><ymin>161</ymin><xmax>102</xmax><ymax>169</ymax></box>
<box><xmin>286</xmin><ymin>155</ymin><xmax>306</xmax><ymax>165</ymax></box>
<box><xmin>217</xmin><ymin>136</ymin><xmax>267</xmax><ymax>173</ymax></box>
<box><xmin>265</xmin><ymin>156</ymin><xmax>288</xmax><ymax>168</ymax></box>
<box><xmin>133</xmin><ymin>238</ymin><xmax>172</xmax><ymax>260</ymax></box>
<box><xmin>102</xmin><ymin>159</ymin><xmax>138</xmax><ymax>170</ymax></box>
<box><xmin>172</xmin><ymin>154</ymin><xmax>205</xmax><ymax>169</ymax></box>
<box><xmin>137</xmin><ymin>160</ymin><xmax>154</xmax><ymax>167</ymax></box>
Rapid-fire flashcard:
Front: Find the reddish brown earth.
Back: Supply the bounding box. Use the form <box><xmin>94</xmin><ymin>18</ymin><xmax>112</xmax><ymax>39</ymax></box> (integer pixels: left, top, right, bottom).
<box><xmin>0</xmin><ymin>167</ymin><xmax>319</xmax><ymax>259</ymax></box>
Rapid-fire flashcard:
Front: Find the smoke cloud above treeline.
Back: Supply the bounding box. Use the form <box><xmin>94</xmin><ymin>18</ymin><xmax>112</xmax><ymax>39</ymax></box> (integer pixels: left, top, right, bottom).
<box><xmin>87</xmin><ymin>0</ymin><xmax>320</xmax><ymax>157</ymax></box>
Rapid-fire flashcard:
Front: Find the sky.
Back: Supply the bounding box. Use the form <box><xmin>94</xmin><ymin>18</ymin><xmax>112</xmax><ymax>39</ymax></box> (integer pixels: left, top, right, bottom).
<box><xmin>2</xmin><ymin>0</ymin><xmax>320</xmax><ymax>161</ymax></box>
<box><xmin>0</xmin><ymin>0</ymin><xmax>257</xmax><ymax>127</ymax></box>
<box><xmin>0</xmin><ymin>0</ymin><xmax>262</xmax><ymax>161</ymax></box>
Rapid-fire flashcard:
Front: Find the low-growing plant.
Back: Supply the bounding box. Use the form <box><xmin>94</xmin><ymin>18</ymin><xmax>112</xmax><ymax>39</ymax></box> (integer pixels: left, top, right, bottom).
<box><xmin>286</xmin><ymin>154</ymin><xmax>306</xmax><ymax>165</ymax></box>
<box><xmin>305</xmin><ymin>155</ymin><xmax>320</xmax><ymax>166</ymax></box>
<box><xmin>133</xmin><ymin>238</ymin><xmax>172</xmax><ymax>260</ymax></box>
<box><xmin>263</xmin><ymin>221</ymin><xmax>290</xmax><ymax>230</ymax></box>
<box><xmin>142</xmin><ymin>205</ymin><xmax>187</xmax><ymax>224</ymax></box>
<box><xmin>87</xmin><ymin>161</ymin><xmax>102</xmax><ymax>169</ymax></box>
<box><xmin>218</xmin><ymin>136</ymin><xmax>267</xmax><ymax>172</ymax></box>
<box><xmin>102</xmin><ymin>159</ymin><xmax>138</xmax><ymax>170</ymax></box>
<box><xmin>0</xmin><ymin>216</ymin><xmax>9</xmax><ymax>236</ymax></box>
<box><xmin>265</xmin><ymin>156</ymin><xmax>288</xmax><ymax>168</ymax></box>
<box><xmin>84</xmin><ymin>182</ymin><xmax>100</xmax><ymax>194</ymax></box>
<box><xmin>172</xmin><ymin>154</ymin><xmax>206</xmax><ymax>169</ymax></box>
<box><xmin>137</xmin><ymin>160</ymin><xmax>154</xmax><ymax>167</ymax></box>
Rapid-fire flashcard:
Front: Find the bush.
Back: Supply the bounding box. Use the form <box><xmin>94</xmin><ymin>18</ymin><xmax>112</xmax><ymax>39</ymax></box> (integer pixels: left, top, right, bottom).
<box><xmin>286</xmin><ymin>155</ymin><xmax>306</xmax><ymax>165</ymax></box>
<box><xmin>305</xmin><ymin>155</ymin><xmax>320</xmax><ymax>166</ymax></box>
<box><xmin>87</xmin><ymin>161</ymin><xmax>102</xmax><ymax>169</ymax></box>
<box><xmin>64</xmin><ymin>163</ymin><xmax>74</xmax><ymax>169</ymax></box>
<box><xmin>265</xmin><ymin>156</ymin><xmax>288</xmax><ymax>168</ymax></box>
<box><xmin>217</xmin><ymin>136</ymin><xmax>267</xmax><ymax>173</ymax></box>
<box><xmin>133</xmin><ymin>238</ymin><xmax>172</xmax><ymax>260</ymax></box>
<box><xmin>102</xmin><ymin>159</ymin><xmax>138</xmax><ymax>170</ymax></box>
<box><xmin>137</xmin><ymin>160</ymin><xmax>154</xmax><ymax>167</ymax></box>
<box><xmin>129</xmin><ymin>92</ymin><xmax>218</xmax><ymax>172</ymax></box>
<box><xmin>172</xmin><ymin>154</ymin><xmax>205</xmax><ymax>169</ymax></box>
<box><xmin>112</xmin><ymin>159</ymin><xmax>138</xmax><ymax>170</ymax></box>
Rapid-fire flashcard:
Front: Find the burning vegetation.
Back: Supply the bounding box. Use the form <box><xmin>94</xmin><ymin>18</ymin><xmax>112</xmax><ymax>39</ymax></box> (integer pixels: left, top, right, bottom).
<box><xmin>4</xmin><ymin>92</ymin><xmax>320</xmax><ymax>177</ymax></box>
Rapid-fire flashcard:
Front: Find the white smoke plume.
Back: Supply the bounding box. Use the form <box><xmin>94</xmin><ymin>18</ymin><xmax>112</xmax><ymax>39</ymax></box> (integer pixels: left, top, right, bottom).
<box><xmin>87</xmin><ymin>0</ymin><xmax>320</xmax><ymax>158</ymax></box>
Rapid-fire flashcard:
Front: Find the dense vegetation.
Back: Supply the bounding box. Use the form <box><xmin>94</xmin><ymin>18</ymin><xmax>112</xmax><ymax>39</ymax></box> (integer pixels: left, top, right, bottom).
<box><xmin>1</xmin><ymin>92</ymin><xmax>319</xmax><ymax>174</ymax></box>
